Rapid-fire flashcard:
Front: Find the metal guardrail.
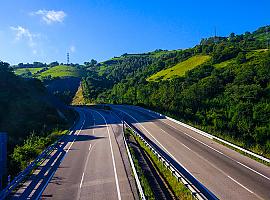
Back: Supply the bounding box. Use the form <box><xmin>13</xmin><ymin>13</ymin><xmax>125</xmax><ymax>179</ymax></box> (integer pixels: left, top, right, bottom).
<box><xmin>0</xmin><ymin>113</ymin><xmax>78</xmax><ymax>200</ymax></box>
<box><xmin>135</xmin><ymin>106</ymin><xmax>270</xmax><ymax>163</ymax></box>
<box><xmin>123</xmin><ymin>121</ymin><xmax>218</xmax><ymax>200</ymax></box>
<box><xmin>122</xmin><ymin>124</ymin><xmax>146</xmax><ymax>200</ymax></box>
<box><xmin>0</xmin><ymin>140</ymin><xmax>59</xmax><ymax>200</ymax></box>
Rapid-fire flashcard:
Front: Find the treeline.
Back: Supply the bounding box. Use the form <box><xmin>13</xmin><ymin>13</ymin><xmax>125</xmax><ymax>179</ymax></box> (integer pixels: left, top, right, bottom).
<box><xmin>82</xmin><ymin>25</ymin><xmax>270</xmax><ymax>157</ymax></box>
<box><xmin>0</xmin><ymin>62</ymin><xmax>74</xmax><ymax>175</ymax></box>
<box><xmin>97</xmin><ymin>51</ymin><xmax>270</xmax><ymax>156</ymax></box>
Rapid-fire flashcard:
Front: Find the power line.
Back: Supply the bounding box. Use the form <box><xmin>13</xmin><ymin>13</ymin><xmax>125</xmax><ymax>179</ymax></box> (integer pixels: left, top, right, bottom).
<box><xmin>67</xmin><ymin>52</ymin><xmax>69</xmax><ymax>64</ymax></box>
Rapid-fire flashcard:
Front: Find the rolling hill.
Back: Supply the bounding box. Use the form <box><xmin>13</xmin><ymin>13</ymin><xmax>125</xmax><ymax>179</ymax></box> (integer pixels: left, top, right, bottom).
<box><xmin>38</xmin><ymin>65</ymin><xmax>84</xmax><ymax>79</ymax></box>
<box><xmin>80</xmin><ymin>25</ymin><xmax>270</xmax><ymax>158</ymax></box>
<box><xmin>14</xmin><ymin>67</ymin><xmax>43</xmax><ymax>76</ymax></box>
<box><xmin>147</xmin><ymin>55</ymin><xmax>211</xmax><ymax>81</ymax></box>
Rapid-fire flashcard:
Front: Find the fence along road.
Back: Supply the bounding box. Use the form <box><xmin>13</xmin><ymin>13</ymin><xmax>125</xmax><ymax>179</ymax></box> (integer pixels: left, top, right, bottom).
<box><xmin>112</xmin><ymin>105</ymin><xmax>270</xmax><ymax>200</ymax></box>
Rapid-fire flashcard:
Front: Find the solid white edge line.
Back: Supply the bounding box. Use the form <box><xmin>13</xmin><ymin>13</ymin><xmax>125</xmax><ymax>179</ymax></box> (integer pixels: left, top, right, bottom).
<box><xmin>116</xmin><ymin>108</ymin><xmax>201</xmax><ymax>183</ymax></box>
<box><xmin>117</xmin><ymin>107</ymin><xmax>269</xmax><ymax>198</ymax></box>
<box><xmin>80</xmin><ymin>172</ymin><xmax>85</xmax><ymax>189</ymax></box>
<box><xmin>92</xmin><ymin>110</ymin><xmax>122</xmax><ymax>200</ymax></box>
<box><xmin>132</xmin><ymin>106</ymin><xmax>270</xmax><ymax>181</ymax></box>
<box><xmin>227</xmin><ymin>176</ymin><xmax>254</xmax><ymax>194</ymax></box>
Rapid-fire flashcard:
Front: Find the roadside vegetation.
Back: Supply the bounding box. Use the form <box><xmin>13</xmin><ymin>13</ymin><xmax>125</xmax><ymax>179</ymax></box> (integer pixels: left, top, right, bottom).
<box><xmin>11</xmin><ymin>129</ymin><xmax>68</xmax><ymax>171</ymax></box>
<box><xmin>126</xmin><ymin>128</ymin><xmax>193</xmax><ymax>199</ymax></box>
<box><xmin>128</xmin><ymin>143</ymin><xmax>155</xmax><ymax>199</ymax></box>
<box><xmin>0</xmin><ymin>61</ymin><xmax>76</xmax><ymax>177</ymax></box>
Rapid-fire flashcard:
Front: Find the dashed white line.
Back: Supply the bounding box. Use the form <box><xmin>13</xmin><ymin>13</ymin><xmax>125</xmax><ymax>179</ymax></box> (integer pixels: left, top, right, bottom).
<box><xmin>79</xmin><ymin>172</ymin><xmax>85</xmax><ymax>188</ymax></box>
<box><xmin>117</xmin><ymin>109</ymin><xmax>200</xmax><ymax>182</ymax></box>
<box><xmin>67</xmin><ymin>115</ymin><xmax>86</xmax><ymax>153</ymax></box>
<box><xmin>92</xmin><ymin>110</ymin><xmax>122</xmax><ymax>200</ymax></box>
<box><xmin>132</xmin><ymin>107</ymin><xmax>270</xmax><ymax>181</ymax></box>
<box><xmin>160</xmin><ymin>127</ymin><xmax>191</xmax><ymax>150</ymax></box>
<box><xmin>117</xmin><ymin>107</ymin><xmax>268</xmax><ymax>198</ymax></box>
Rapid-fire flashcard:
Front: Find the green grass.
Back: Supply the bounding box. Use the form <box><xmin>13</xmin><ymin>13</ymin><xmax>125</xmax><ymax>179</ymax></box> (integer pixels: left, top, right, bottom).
<box><xmin>147</xmin><ymin>55</ymin><xmax>211</xmax><ymax>81</ymax></box>
<box><xmin>214</xmin><ymin>59</ymin><xmax>235</xmax><ymax>68</ymax></box>
<box><xmin>150</xmin><ymin>49</ymin><xmax>182</xmax><ymax>58</ymax></box>
<box><xmin>38</xmin><ymin>65</ymin><xmax>83</xmax><ymax>78</ymax></box>
<box><xmin>14</xmin><ymin>68</ymin><xmax>43</xmax><ymax>75</ymax></box>
<box><xmin>128</xmin><ymin>129</ymin><xmax>193</xmax><ymax>200</ymax></box>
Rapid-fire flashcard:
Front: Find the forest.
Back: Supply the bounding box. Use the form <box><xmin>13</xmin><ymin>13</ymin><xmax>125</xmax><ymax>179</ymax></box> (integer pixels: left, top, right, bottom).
<box><xmin>0</xmin><ymin>61</ymin><xmax>75</xmax><ymax>175</ymax></box>
<box><xmin>82</xmin><ymin>26</ymin><xmax>270</xmax><ymax>158</ymax></box>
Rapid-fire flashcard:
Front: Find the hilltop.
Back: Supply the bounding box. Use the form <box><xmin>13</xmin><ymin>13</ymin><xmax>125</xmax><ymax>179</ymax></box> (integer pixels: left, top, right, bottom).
<box><xmin>81</xmin><ymin>25</ymin><xmax>270</xmax><ymax>158</ymax></box>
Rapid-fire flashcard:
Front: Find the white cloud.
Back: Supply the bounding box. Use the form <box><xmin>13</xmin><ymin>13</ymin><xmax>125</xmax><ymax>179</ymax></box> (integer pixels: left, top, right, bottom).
<box><xmin>10</xmin><ymin>26</ymin><xmax>39</xmax><ymax>55</ymax></box>
<box><xmin>32</xmin><ymin>10</ymin><xmax>66</xmax><ymax>24</ymax></box>
<box><xmin>69</xmin><ymin>45</ymin><xmax>76</xmax><ymax>53</ymax></box>
<box><xmin>10</xmin><ymin>26</ymin><xmax>37</xmax><ymax>47</ymax></box>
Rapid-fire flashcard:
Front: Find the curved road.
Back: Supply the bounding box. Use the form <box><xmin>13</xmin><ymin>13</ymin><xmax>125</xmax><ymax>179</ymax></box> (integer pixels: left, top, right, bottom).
<box><xmin>12</xmin><ymin>107</ymin><xmax>136</xmax><ymax>200</ymax></box>
<box><xmin>42</xmin><ymin>108</ymin><xmax>134</xmax><ymax>200</ymax></box>
<box><xmin>112</xmin><ymin>105</ymin><xmax>270</xmax><ymax>200</ymax></box>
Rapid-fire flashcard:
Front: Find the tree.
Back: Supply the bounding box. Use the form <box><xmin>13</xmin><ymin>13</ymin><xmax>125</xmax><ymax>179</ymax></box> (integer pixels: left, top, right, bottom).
<box><xmin>236</xmin><ymin>52</ymin><xmax>247</xmax><ymax>64</ymax></box>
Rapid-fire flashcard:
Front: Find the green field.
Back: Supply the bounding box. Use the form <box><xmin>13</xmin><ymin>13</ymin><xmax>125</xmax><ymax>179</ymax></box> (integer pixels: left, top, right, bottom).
<box><xmin>38</xmin><ymin>65</ymin><xmax>83</xmax><ymax>78</ymax></box>
<box><xmin>14</xmin><ymin>68</ymin><xmax>43</xmax><ymax>75</ymax></box>
<box><xmin>150</xmin><ymin>49</ymin><xmax>182</xmax><ymax>58</ymax></box>
<box><xmin>214</xmin><ymin>59</ymin><xmax>235</xmax><ymax>68</ymax></box>
<box><xmin>147</xmin><ymin>55</ymin><xmax>211</xmax><ymax>81</ymax></box>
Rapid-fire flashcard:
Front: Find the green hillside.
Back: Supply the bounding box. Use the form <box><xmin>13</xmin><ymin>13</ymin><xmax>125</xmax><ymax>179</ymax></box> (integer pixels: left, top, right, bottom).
<box><xmin>147</xmin><ymin>55</ymin><xmax>211</xmax><ymax>81</ymax></box>
<box><xmin>38</xmin><ymin>65</ymin><xmax>83</xmax><ymax>79</ymax></box>
<box><xmin>14</xmin><ymin>67</ymin><xmax>43</xmax><ymax>75</ymax></box>
<box><xmin>81</xmin><ymin>25</ymin><xmax>270</xmax><ymax>158</ymax></box>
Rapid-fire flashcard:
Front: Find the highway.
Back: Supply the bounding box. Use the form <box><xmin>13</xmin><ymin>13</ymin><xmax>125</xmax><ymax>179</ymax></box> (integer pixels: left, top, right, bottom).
<box><xmin>112</xmin><ymin>105</ymin><xmax>270</xmax><ymax>200</ymax></box>
<box><xmin>12</xmin><ymin>107</ymin><xmax>136</xmax><ymax>200</ymax></box>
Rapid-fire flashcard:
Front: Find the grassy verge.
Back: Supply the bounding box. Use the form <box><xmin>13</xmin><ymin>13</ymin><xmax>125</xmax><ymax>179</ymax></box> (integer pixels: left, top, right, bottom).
<box><xmin>189</xmin><ymin>123</ymin><xmax>270</xmax><ymax>166</ymax></box>
<box><xmin>213</xmin><ymin>138</ymin><xmax>270</xmax><ymax>166</ymax></box>
<box><xmin>127</xmin><ymin>139</ymin><xmax>155</xmax><ymax>199</ymax></box>
<box><xmin>126</xmin><ymin>128</ymin><xmax>193</xmax><ymax>200</ymax></box>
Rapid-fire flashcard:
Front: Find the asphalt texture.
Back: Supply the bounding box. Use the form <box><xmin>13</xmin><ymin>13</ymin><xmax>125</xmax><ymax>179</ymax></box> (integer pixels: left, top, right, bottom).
<box><xmin>12</xmin><ymin>107</ymin><xmax>135</xmax><ymax>200</ymax></box>
<box><xmin>112</xmin><ymin>105</ymin><xmax>270</xmax><ymax>200</ymax></box>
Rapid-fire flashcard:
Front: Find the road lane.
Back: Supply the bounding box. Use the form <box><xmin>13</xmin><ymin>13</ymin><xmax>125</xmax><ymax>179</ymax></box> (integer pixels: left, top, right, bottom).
<box><xmin>41</xmin><ymin>107</ymin><xmax>134</xmax><ymax>200</ymax></box>
<box><xmin>113</xmin><ymin>105</ymin><xmax>270</xmax><ymax>200</ymax></box>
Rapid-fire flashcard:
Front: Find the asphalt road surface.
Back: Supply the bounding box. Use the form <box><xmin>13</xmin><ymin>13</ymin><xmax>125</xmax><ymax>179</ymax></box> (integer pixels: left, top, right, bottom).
<box><xmin>12</xmin><ymin>107</ymin><xmax>135</xmax><ymax>200</ymax></box>
<box><xmin>41</xmin><ymin>107</ymin><xmax>135</xmax><ymax>200</ymax></box>
<box><xmin>112</xmin><ymin>105</ymin><xmax>270</xmax><ymax>200</ymax></box>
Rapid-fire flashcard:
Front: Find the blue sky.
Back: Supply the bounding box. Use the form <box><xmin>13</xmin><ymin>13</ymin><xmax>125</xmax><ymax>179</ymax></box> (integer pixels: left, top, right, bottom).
<box><xmin>0</xmin><ymin>0</ymin><xmax>269</xmax><ymax>65</ymax></box>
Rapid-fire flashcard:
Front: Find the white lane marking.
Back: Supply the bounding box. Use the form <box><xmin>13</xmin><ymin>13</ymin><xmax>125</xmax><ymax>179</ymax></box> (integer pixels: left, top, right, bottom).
<box><xmin>236</xmin><ymin>161</ymin><xmax>270</xmax><ymax>181</ymax></box>
<box><xmin>117</xmin><ymin>109</ymin><xmax>200</xmax><ymax>182</ymax></box>
<box><xmin>227</xmin><ymin>176</ymin><xmax>254</xmax><ymax>194</ymax></box>
<box><xmin>67</xmin><ymin>115</ymin><xmax>86</xmax><ymax>153</ymax></box>
<box><xmin>35</xmin><ymin>110</ymin><xmax>86</xmax><ymax>200</ymax></box>
<box><xmin>92</xmin><ymin>110</ymin><xmax>122</xmax><ymax>200</ymax></box>
<box><xmin>131</xmin><ymin>106</ymin><xmax>270</xmax><ymax>181</ymax></box>
<box><xmin>77</xmin><ymin>111</ymin><xmax>96</xmax><ymax>199</ymax></box>
<box><xmin>160</xmin><ymin>119</ymin><xmax>270</xmax><ymax>181</ymax></box>
<box><xmin>80</xmin><ymin>172</ymin><xmax>85</xmax><ymax>188</ymax></box>
<box><xmin>118</xmin><ymin>108</ymin><xmax>268</xmax><ymax>197</ymax></box>
<box><xmin>160</xmin><ymin>127</ymin><xmax>191</xmax><ymax>151</ymax></box>
<box><xmin>181</xmin><ymin>143</ymin><xmax>191</xmax><ymax>151</ymax></box>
